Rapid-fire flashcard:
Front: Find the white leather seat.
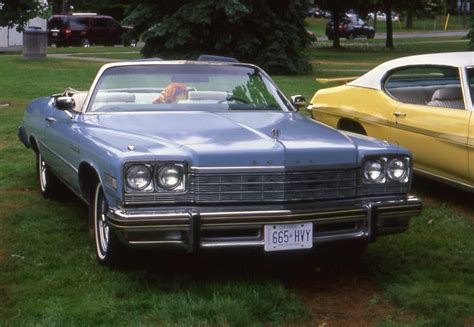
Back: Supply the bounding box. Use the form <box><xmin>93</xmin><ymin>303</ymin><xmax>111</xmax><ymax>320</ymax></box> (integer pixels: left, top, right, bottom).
<box><xmin>426</xmin><ymin>88</ymin><xmax>464</xmax><ymax>110</ymax></box>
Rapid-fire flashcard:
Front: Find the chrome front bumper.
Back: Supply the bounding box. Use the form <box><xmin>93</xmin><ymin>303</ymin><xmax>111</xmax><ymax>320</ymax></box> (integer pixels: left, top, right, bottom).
<box><xmin>107</xmin><ymin>195</ymin><xmax>421</xmax><ymax>251</ymax></box>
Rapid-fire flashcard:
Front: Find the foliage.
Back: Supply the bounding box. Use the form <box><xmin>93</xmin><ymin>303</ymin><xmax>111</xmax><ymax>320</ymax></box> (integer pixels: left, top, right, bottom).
<box><xmin>0</xmin><ymin>0</ymin><xmax>48</xmax><ymax>31</ymax></box>
<box><xmin>393</xmin><ymin>0</ymin><xmax>444</xmax><ymax>19</ymax></box>
<box><xmin>48</xmin><ymin>0</ymin><xmax>130</xmax><ymax>20</ymax></box>
<box><xmin>393</xmin><ymin>0</ymin><xmax>444</xmax><ymax>29</ymax></box>
<box><xmin>124</xmin><ymin>0</ymin><xmax>312</xmax><ymax>75</ymax></box>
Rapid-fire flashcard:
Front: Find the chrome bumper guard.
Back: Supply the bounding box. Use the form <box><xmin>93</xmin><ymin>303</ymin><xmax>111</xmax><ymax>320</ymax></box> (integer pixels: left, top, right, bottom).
<box><xmin>107</xmin><ymin>195</ymin><xmax>421</xmax><ymax>251</ymax></box>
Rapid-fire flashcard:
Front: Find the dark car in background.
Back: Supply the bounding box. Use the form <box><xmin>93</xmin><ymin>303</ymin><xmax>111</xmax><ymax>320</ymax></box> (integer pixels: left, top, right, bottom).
<box><xmin>326</xmin><ymin>16</ymin><xmax>375</xmax><ymax>40</ymax></box>
<box><xmin>47</xmin><ymin>14</ymin><xmax>137</xmax><ymax>47</ymax></box>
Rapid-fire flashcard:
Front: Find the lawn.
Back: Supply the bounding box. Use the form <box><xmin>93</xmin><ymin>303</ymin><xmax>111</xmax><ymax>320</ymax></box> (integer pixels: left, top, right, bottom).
<box><xmin>1</xmin><ymin>41</ymin><xmax>474</xmax><ymax>326</ymax></box>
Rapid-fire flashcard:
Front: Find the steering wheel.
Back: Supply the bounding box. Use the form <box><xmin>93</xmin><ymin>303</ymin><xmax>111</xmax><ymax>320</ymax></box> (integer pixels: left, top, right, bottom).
<box><xmin>218</xmin><ymin>95</ymin><xmax>249</xmax><ymax>104</ymax></box>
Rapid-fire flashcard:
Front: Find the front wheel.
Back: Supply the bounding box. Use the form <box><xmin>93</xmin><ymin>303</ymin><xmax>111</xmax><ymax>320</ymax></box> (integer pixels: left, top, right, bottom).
<box><xmin>36</xmin><ymin>152</ymin><xmax>61</xmax><ymax>198</ymax></box>
<box><xmin>90</xmin><ymin>183</ymin><xmax>123</xmax><ymax>266</ymax></box>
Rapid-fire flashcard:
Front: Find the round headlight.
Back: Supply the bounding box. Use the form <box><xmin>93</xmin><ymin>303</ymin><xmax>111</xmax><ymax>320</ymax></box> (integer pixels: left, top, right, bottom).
<box><xmin>387</xmin><ymin>158</ymin><xmax>408</xmax><ymax>182</ymax></box>
<box><xmin>364</xmin><ymin>160</ymin><xmax>384</xmax><ymax>183</ymax></box>
<box><xmin>126</xmin><ymin>165</ymin><xmax>152</xmax><ymax>190</ymax></box>
<box><xmin>157</xmin><ymin>165</ymin><xmax>182</xmax><ymax>190</ymax></box>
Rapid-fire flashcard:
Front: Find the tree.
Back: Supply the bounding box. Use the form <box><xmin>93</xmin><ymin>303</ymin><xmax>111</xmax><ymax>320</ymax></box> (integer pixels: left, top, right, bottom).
<box><xmin>124</xmin><ymin>0</ymin><xmax>312</xmax><ymax>75</ymax></box>
<box><xmin>393</xmin><ymin>0</ymin><xmax>444</xmax><ymax>29</ymax></box>
<box><xmin>317</xmin><ymin>0</ymin><xmax>358</xmax><ymax>48</ymax></box>
<box><xmin>0</xmin><ymin>0</ymin><xmax>48</xmax><ymax>31</ymax></box>
<box><xmin>48</xmin><ymin>0</ymin><xmax>131</xmax><ymax>20</ymax></box>
<box><xmin>384</xmin><ymin>0</ymin><xmax>394</xmax><ymax>48</ymax></box>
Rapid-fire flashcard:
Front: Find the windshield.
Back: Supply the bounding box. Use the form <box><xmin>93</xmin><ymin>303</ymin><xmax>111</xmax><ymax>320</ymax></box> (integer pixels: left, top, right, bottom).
<box><xmin>87</xmin><ymin>64</ymin><xmax>290</xmax><ymax>113</ymax></box>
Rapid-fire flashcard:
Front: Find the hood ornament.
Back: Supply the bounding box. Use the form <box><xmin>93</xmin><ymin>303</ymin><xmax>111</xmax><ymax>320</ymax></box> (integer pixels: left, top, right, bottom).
<box><xmin>271</xmin><ymin>128</ymin><xmax>281</xmax><ymax>139</ymax></box>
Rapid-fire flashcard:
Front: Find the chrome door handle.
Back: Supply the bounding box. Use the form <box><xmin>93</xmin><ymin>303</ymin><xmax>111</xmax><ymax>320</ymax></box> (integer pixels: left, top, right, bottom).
<box><xmin>45</xmin><ymin>117</ymin><xmax>57</xmax><ymax>123</ymax></box>
<box><xmin>393</xmin><ymin>112</ymin><xmax>406</xmax><ymax>118</ymax></box>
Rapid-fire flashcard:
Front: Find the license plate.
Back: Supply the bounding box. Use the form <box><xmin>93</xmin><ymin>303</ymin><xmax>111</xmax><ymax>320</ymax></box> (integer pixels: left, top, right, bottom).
<box><xmin>52</xmin><ymin>32</ymin><xmax>58</xmax><ymax>36</ymax></box>
<box><xmin>264</xmin><ymin>222</ymin><xmax>313</xmax><ymax>252</ymax></box>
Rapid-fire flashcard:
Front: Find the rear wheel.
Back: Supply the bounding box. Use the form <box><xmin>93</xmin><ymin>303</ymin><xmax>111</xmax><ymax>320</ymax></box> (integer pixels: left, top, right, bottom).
<box><xmin>90</xmin><ymin>182</ymin><xmax>123</xmax><ymax>266</ymax></box>
<box><xmin>36</xmin><ymin>152</ymin><xmax>61</xmax><ymax>198</ymax></box>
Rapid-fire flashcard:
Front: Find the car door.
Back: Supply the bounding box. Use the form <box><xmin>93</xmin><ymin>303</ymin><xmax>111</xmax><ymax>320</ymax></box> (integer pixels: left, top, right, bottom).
<box><xmin>353</xmin><ymin>18</ymin><xmax>364</xmax><ymax>36</ymax></box>
<box><xmin>91</xmin><ymin>17</ymin><xmax>109</xmax><ymax>45</ymax></box>
<box><xmin>385</xmin><ymin>65</ymin><xmax>471</xmax><ymax>185</ymax></box>
<box><xmin>42</xmin><ymin>107</ymin><xmax>83</xmax><ymax>194</ymax></box>
<box><xmin>465</xmin><ymin>66</ymin><xmax>474</xmax><ymax>184</ymax></box>
<box><xmin>105</xmin><ymin>18</ymin><xmax>123</xmax><ymax>45</ymax></box>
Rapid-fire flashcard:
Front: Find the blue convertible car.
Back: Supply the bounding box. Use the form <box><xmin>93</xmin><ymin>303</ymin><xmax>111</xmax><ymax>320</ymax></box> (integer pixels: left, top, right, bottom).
<box><xmin>19</xmin><ymin>58</ymin><xmax>421</xmax><ymax>265</ymax></box>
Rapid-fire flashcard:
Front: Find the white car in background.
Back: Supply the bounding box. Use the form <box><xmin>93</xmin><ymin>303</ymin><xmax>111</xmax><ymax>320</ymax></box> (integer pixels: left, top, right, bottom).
<box><xmin>368</xmin><ymin>12</ymin><xmax>400</xmax><ymax>22</ymax></box>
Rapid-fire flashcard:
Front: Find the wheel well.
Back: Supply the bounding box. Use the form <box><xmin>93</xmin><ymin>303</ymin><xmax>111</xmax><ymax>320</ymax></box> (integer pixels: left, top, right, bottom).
<box><xmin>78</xmin><ymin>162</ymin><xmax>100</xmax><ymax>203</ymax></box>
<box><xmin>29</xmin><ymin>137</ymin><xmax>39</xmax><ymax>153</ymax></box>
<box><xmin>337</xmin><ymin>119</ymin><xmax>367</xmax><ymax>135</ymax></box>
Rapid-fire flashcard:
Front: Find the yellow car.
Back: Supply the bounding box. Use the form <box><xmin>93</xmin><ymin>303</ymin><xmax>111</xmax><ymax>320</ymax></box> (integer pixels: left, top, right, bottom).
<box><xmin>309</xmin><ymin>52</ymin><xmax>474</xmax><ymax>190</ymax></box>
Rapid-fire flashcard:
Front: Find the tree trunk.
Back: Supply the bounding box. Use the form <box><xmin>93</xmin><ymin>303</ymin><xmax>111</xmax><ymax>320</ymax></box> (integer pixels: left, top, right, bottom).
<box><xmin>332</xmin><ymin>10</ymin><xmax>341</xmax><ymax>48</ymax></box>
<box><xmin>406</xmin><ymin>9</ymin><xmax>413</xmax><ymax>29</ymax></box>
<box><xmin>385</xmin><ymin>0</ymin><xmax>394</xmax><ymax>48</ymax></box>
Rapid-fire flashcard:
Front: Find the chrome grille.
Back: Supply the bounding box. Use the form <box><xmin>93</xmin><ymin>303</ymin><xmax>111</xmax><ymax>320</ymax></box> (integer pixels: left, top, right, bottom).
<box><xmin>124</xmin><ymin>169</ymin><xmax>358</xmax><ymax>205</ymax></box>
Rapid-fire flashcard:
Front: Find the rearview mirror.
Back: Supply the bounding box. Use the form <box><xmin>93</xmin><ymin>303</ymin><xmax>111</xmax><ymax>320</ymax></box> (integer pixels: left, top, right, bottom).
<box><xmin>55</xmin><ymin>96</ymin><xmax>75</xmax><ymax>111</ymax></box>
<box><xmin>290</xmin><ymin>95</ymin><xmax>307</xmax><ymax>111</ymax></box>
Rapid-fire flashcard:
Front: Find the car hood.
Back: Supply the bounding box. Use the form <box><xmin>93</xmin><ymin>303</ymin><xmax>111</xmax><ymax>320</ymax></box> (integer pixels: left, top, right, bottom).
<box><xmin>83</xmin><ymin>111</ymin><xmax>361</xmax><ymax>168</ymax></box>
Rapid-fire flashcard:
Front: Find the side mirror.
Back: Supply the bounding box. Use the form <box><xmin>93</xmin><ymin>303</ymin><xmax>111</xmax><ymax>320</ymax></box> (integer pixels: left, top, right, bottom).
<box><xmin>55</xmin><ymin>96</ymin><xmax>75</xmax><ymax>111</ymax></box>
<box><xmin>290</xmin><ymin>95</ymin><xmax>307</xmax><ymax>111</ymax></box>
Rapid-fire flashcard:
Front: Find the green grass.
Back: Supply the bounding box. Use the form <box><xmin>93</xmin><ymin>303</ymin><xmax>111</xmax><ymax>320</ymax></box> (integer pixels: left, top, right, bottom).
<box><xmin>367</xmin><ymin>206</ymin><xmax>474</xmax><ymax>326</ymax></box>
<box><xmin>0</xmin><ymin>55</ymin><xmax>307</xmax><ymax>326</ymax></box>
<box><xmin>1</xmin><ymin>40</ymin><xmax>474</xmax><ymax>326</ymax></box>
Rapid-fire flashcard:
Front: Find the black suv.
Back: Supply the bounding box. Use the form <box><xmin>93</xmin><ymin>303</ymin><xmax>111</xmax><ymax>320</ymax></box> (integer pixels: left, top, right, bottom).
<box><xmin>47</xmin><ymin>14</ymin><xmax>137</xmax><ymax>47</ymax></box>
<box><xmin>326</xmin><ymin>16</ymin><xmax>375</xmax><ymax>40</ymax></box>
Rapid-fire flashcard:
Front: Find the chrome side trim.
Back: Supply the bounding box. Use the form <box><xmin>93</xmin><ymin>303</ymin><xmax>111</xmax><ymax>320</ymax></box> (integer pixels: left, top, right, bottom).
<box><xmin>38</xmin><ymin>140</ymin><xmax>79</xmax><ymax>173</ymax></box>
<box><xmin>413</xmin><ymin>168</ymin><xmax>474</xmax><ymax>192</ymax></box>
<box><xmin>315</xmin><ymin>106</ymin><xmax>470</xmax><ymax>148</ymax></box>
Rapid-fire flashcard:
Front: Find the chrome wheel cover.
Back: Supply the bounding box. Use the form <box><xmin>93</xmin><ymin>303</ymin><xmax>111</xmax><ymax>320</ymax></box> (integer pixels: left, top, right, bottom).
<box><xmin>94</xmin><ymin>184</ymin><xmax>110</xmax><ymax>260</ymax></box>
<box><xmin>38</xmin><ymin>154</ymin><xmax>47</xmax><ymax>192</ymax></box>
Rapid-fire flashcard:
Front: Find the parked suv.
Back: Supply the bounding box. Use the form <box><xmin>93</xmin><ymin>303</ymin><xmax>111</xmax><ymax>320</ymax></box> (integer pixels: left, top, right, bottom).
<box><xmin>326</xmin><ymin>16</ymin><xmax>375</xmax><ymax>40</ymax></box>
<box><xmin>47</xmin><ymin>14</ymin><xmax>137</xmax><ymax>47</ymax></box>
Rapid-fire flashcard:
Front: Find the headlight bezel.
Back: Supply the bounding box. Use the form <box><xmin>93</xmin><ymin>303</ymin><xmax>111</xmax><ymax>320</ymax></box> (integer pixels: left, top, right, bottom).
<box><xmin>156</xmin><ymin>163</ymin><xmax>186</xmax><ymax>192</ymax></box>
<box><xmin>125</xmin><ymin>164</ymin><xmax>153</xmax><ymax>191</ymax></box>
<box><xmin>362</xmin><ymin>156</ymin><xmax>411</xmax><ymax>184</ymax></box>
<box><xmin>386</xmin><ymin>158</ymin><xmax>410</xmax><ymax>183</ymax></box>
<box><xmin>124</xmin><ymin>161</ymin><xmax>188</xmax><ymax>193</ymax></box>
<box><xmin>363</xmin><ymin>158</ymin><xmax>386</xmax><ymax>184</ymax></box>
